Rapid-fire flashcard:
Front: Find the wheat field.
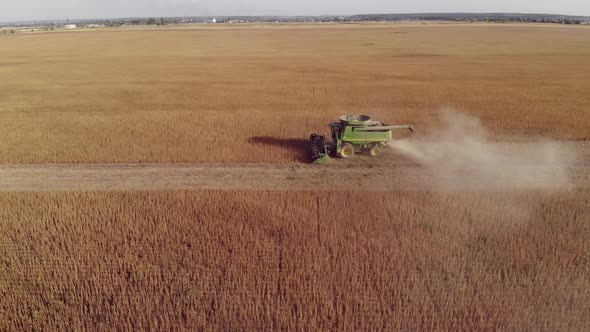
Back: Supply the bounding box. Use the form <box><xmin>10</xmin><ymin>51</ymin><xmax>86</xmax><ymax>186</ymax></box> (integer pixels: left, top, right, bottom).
<box><xmin>0</xmin><ymin>190</ymin><xmax>588</xmax><ymax>330</ymax></box>
<box><xmin>1</xmin><ymin>24</ymin><xmax>589</xmax><ymax>163</ymax></box>
<box><xmin>1</xmin><ymin>24</ymin><xmax>589</xmax><ymax>330</ymax></box>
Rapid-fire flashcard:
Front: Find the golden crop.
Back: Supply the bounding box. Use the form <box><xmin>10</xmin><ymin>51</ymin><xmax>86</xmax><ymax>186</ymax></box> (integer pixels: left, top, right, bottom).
<box><xmin>0</xmin><ymin>24</ymin><xmax>589</xmax><ymax>163</ymax></box>
<box><xmin>1</xmin><ymin>24</ymin><xmax>589</xmax><ymax>330</ymax></box>
<box><xmin>0</xmin><ymin>190</ymin><xmax>588</xmax><ymax>330</ymax></box>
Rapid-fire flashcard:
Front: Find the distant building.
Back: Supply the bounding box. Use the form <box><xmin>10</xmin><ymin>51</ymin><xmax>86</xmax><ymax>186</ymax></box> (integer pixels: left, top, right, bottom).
<box><xmin>211</xmin><ymin>18</ymin><xmax>217</xmax><ymax>23</ymax></box>
<box><xmin>64</xmin><ymin>24</ymin><xmax>77</xmax><ymax>29</ymax></box>
<box><xmin>85</xmin><ymin>24</ymin><xmax>105</xmax><ymax>28</ymax></box>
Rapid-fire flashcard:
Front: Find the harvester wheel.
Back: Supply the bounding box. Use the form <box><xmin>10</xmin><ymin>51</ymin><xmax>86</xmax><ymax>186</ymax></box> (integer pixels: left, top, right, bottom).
<box><xmin>340</xmin><ymin>143</ymin><xmax>355</xmax><ymax>158</ymax></box>
<box><xmin>369</xmin><ymin>145</ymin><xmax>381</xmax><ymax>156</ymax></box>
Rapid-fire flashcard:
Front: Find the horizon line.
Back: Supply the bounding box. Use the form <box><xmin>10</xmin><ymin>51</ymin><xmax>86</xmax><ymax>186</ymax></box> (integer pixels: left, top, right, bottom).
<box><xmin>2</xmin><ymin>11</ymin><xmax>590</xmax><ymax>25</ymax></box>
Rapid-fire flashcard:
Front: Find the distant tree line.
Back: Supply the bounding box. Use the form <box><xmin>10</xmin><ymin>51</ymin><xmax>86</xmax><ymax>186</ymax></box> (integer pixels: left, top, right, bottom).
<box><xmin>347</xmin><ymin>13</ymin><xmax>587</xmax><ymax>24</ymax></box>
<box><xmin>2</xmin><ymin>13</ymin><xmax>588</xmax><ymax>29</ymax></box>
<box><xmin>91</xmin><ymin>14</ymin><xmax>590</xmax><ymax>25</ymax></box>
<box><xmin>117</xmin><ymin>17</ymin><xmax>172</xmax><ymax>26</ymax></box>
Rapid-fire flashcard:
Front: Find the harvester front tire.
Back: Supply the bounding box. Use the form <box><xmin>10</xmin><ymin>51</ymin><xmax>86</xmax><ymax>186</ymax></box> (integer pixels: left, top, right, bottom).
<box><xmin>369</xmin><ymin>145</ymin><xmax>381</xmax><ymax>156</ymax></box>
<box><xmin>340</xmin><ymin>143</ymin><xmax>355</xmax><ymax>159</ymax></box>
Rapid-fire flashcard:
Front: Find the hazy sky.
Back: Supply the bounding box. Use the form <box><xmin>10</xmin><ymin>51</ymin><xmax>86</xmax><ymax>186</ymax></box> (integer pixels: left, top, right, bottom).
<box><xmin>2</xmin><ymin>0</ymin><xmax>589</xmax><ymax>22</ymax></box>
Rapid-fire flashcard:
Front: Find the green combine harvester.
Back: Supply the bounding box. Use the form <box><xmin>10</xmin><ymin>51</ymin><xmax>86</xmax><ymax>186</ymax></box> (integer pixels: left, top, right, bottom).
<box><xmin>310</xmin><ymin>115</ymin><xmax>414</xmax><ymax>164</ymax></box>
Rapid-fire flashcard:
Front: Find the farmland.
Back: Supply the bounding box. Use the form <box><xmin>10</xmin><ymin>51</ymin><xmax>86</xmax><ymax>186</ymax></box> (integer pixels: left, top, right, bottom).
<box><xmin>1</xmin><ymin>190</ymin><xmax>589</xmax><ymax>330</ymax></box>
<box><xmin>1</xmin><ymin>23</ymin><xmax>589</xmax><ymax>330</ymax></box>
<box><xmin>0</xmin><ymin>24</ymin><xmax>589</xmax><ymax>163</ymax></box>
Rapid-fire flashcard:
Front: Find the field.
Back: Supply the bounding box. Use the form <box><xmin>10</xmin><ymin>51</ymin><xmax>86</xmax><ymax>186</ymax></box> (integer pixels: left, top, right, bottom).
<box><xmin>1</xmin><ymin>23</ymin><xmax>589</xmax><ymax>330</ymax></box>
<box><xmin>0</xmin><ymin>24</ymin><xmax>589</xmax><ymax>163</ymax></box>
<box><xmin>1</xmin><ymin>190</ymin><xmax>589</xmax><ymax>330</ymax></box>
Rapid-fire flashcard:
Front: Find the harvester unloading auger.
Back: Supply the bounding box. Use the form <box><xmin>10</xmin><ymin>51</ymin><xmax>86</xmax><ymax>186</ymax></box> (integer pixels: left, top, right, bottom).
<box><xmin>310</xmin><ymin>115</ymin><xmax>414</xmax><ymax>163</ymax></box>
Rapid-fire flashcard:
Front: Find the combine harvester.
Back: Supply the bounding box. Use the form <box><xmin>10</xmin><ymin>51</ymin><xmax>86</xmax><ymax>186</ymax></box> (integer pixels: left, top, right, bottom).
<box><xmin>310</xmin><ymin>114</ymin><xmax>414</xmax><ymax>163</ymax></box>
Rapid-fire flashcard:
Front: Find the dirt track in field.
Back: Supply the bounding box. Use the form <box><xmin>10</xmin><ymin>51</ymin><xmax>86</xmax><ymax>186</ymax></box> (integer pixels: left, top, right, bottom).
<box><xmin>0</xmin><ymin>141</ymin><xmax>588</xmax><ymax>192</ymax></box>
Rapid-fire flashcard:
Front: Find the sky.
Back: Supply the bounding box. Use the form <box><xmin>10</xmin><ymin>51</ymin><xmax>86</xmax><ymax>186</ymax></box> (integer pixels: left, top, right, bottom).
<box><xmin>1</xmin><ymin>0</ymin><xmax>590</xmax><ymax>23</ymax></box>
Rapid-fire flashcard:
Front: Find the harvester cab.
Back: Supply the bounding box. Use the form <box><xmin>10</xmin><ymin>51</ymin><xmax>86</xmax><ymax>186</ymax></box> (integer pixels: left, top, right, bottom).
<box><xmin>310</xmin><ymin>114</ymin><xmax>414</xmax><ymax>164</ymax></box>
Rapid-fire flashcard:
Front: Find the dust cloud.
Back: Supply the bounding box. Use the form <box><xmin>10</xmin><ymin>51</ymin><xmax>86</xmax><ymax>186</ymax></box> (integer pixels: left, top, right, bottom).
<box><xmin>390</xmin><ymin>110</ymin><xmax>576</xmax><ymax>191</ymax></box>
